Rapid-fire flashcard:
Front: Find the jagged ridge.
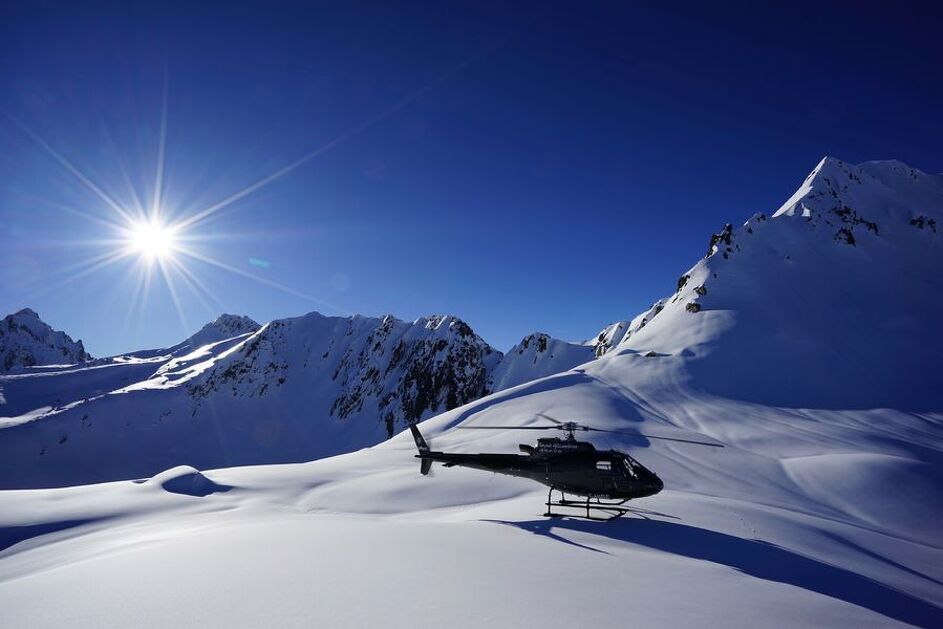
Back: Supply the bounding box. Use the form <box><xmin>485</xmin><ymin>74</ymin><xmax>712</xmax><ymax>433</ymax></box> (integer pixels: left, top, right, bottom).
<box><xmin>0</xmin><ymin>309</ymin><xmax>92</xmax><ymax>372</ymax></box>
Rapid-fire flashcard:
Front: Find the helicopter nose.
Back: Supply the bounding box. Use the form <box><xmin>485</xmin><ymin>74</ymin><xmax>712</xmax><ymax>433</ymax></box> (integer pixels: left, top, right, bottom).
<box><xmin>649</xmin><ymin>475</ymin><xmax>664</xmax><ymax>495</ymax></box>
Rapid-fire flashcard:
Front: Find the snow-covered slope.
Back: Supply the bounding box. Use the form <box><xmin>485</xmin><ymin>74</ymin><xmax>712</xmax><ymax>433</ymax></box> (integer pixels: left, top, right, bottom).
<box><xmin>610</xmin><ymin>156</ymin><xmax>943</xmax><ymax>410</ymax></box>
<box><xmin>0</xmin><ymin>309</ymin><xmax>91</xmax><ymax>372</ymax></box>
<box><xmin>589</xmin><ymin>299</ymin><xmax>667</xmax><ymax>357</ymax></box>
<box><xmin>179</xmin><ymin>313</ymin><xmax>260</xmax><ymax>350</ymax></box>
<box><xmin>0</xmin><ymin>311</ymin><xmax>511</xmax><ymax>487</ymax></box>
<box><xmin>185</xmin><ymin>312</ymin><xmax>502</xmax><ymax>439</ymax></box>
<box><xmin>490</xmin><ymin>332</ymin><xmax>595</xmax><ymax>390</ymax></box>
<box><xmin>0</xmin><ymin>309</ymin><xmax>606</xmax><ymax>488</ymax></box>
<box><xmin>1</xmin><ymin>157</ymin><xmax>941</xmax><ymax>627</ymax></box>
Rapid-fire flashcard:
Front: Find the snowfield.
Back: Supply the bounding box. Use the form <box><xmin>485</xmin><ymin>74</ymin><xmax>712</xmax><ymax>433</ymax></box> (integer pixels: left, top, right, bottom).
<box><xmin>1</xmin><ymin>157</ymin><xmax>942</xmax><ymax>627</ymax></box>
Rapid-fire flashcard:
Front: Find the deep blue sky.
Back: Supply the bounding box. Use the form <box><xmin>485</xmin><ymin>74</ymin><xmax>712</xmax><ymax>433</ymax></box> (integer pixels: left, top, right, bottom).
<box><xmin>1</xmin><ymin>1</ymin><xmax>941</xmax><ymax>355</ymax></box>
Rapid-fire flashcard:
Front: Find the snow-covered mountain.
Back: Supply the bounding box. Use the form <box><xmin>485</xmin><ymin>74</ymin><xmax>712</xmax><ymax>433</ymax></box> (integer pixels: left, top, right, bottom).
<box><xmin>0</xmin><ymin>309</ymin><xmax>596</xmax><ymax>487</ymax></box>
<box><xmin>490</xmin><ymin>332</ymin><xmax>595</xmax><ymax>391</ymax></box>
<box><xmin>0</xmin><ymin>308</ymin><xmax>92</xmax><ymax>373</ymax></box>
<box><xmin>186</xmin><ymin>312</ymin><xmax>502</xmax><ymax>437</ymax></box>
<box><xmin>589</xmin><ymin>299</ymin><xmax>666</xmax><ymax>357</ymax></box>
<box><xmin>598</xmin><ymin>156</ymin><xmax>943</xmax><ymax>409</ymax></box>
<box><xmin>180</xmin><ymin>313</ymin><xmax>260</xmax><ymax>350</ymax></box>
<box><xmin>1</xmin><ymin>157</ymin><xmax>941</xmax><ymax>627</ymax></box>
<box><xmin>3</xmin><ymin>156</ymin><xmax>941</xmax><ymax>489</ymax></box>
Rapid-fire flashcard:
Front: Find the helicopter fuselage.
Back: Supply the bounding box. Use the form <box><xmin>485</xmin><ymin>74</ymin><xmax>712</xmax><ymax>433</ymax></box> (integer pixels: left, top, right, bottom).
<box><xmin>413</xmin><ymin>431</ymin><xmax>664</xmax><ymax>500</ymax></box>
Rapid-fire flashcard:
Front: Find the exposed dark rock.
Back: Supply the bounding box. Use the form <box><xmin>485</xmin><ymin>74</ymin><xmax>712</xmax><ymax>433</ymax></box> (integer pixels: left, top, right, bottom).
<box><xmin>910</xmin><ymin>215</ymin><xmax>938</xmax><ymax>232</ymax></box>
<box><xmin>519</xmin><ymin>333</ymin><xmax>550</xmax><ymax>354</ymax></box>
<box><xmin>190</xmin><ymin>314</ymin><xmax>496</xmax><ymax>437</ymax></box>
<box><xmin>707</xmin><ymin>224</ymin><xmax>733</xmax><ymax>257</ymax></box>
<box><xmin>835</xmin><ymin>227</ymin><xmax>856</xmax><ymax>246</ymax></box>
<box><xmin>830</xmin><ymin>205</ymin><xmax>878</xmax><ymax>238</ymax></box>
<box><xmin>685</xmin><ymin>302</ymin><xmax>702</xmax><ymax>313</ymax></box>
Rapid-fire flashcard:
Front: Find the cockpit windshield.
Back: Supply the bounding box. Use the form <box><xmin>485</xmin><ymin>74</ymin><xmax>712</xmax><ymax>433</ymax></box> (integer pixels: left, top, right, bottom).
<box><xmin>621</xmin><ymin>456</ymin><xmax>643</xmax><ymax>480</ymax></box>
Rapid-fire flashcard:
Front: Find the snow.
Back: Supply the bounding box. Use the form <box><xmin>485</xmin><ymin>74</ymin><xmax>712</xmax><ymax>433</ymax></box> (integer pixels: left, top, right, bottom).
<box><xmin>490</xmin><ymin>332</ymin><xmax>595</xmax><ymax>390</ymax></box>
<box><xmin>0</xmin><ymin>308</ymin><xmax>91</xmax><ymax>372</ymax></box>
<box><xmin>0</xmin><ymin>311</ymin><xmax>597</xmax><ymax>488</ymax></box>
<box><xmin>1</xmin><ymin>157</ymin><xmax>942</xmax><ymax>627</ymax></box>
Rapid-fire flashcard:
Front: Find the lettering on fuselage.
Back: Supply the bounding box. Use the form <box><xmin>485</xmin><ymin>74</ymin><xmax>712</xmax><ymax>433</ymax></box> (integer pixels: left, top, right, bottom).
<box><xmin>534</xmin><ymin>438</ymin><xmax>595</xmax><ymax>456</ymax></box>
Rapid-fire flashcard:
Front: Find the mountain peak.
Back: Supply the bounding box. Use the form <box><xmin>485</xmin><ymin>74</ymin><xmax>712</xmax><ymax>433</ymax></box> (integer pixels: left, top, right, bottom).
<box><xmin>414</xmin><ymin>314</ymin><xmax>473</xmax><ymax>334</ymax></box>
<box><xmin>183</xmin><ymin>314</ymin><xmax>261</xmax><ymax>350</ymax></box>
<box><xmin>1</xmin><ymin>308</ymin><xmax>92</xmax><ymax>372</ymax></box>
<box><xmin>614</xmin><ymin>155</ymin><xmax>943</xmax><ymax>409</ymax></box>
<box><xmin>773</xmin><ymin>157</ymin><xmax>943</xmax><ymax>224</ymax></box>
<box><xmin>210</xmin><ymin>313</ymin><xmax>259</xmax><ymax>330</ymax></box>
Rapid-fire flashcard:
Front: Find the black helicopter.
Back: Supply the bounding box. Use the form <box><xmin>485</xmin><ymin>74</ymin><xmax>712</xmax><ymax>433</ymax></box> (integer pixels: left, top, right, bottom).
<box><xmin>409</xmin><ymin>413</ymin><xmax>722</xmax><ymax>520</ymax></box>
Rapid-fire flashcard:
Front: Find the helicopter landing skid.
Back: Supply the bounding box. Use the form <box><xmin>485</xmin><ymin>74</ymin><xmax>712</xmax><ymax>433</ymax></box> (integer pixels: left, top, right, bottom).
<box><xmin>543</xmin><ymin>488</ymin><xmax>631</xmax><ymax>521</ymax></box>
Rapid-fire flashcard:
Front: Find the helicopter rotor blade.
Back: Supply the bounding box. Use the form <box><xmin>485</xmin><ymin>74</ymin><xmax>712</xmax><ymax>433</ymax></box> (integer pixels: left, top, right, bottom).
<box><xmin>459</xmin><ymin>419</ymin><xmax>724</xmax><ymax>447</ymax></box>
<box><xmin>459</xmin><ymin>425</ymin><xmax>558</xmax><ymax>430</ymax></box>
<box><xmin>535</xmin><ymin>413</ymin><xmax>566</xmax><ymax>425</ymax></box>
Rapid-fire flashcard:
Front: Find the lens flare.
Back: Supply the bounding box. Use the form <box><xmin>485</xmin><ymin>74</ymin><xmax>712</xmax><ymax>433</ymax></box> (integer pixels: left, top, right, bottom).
<box><xmin>127</xmin><ymin>219</ymin><xmax>177</xmax><ymax>261</ymax></box>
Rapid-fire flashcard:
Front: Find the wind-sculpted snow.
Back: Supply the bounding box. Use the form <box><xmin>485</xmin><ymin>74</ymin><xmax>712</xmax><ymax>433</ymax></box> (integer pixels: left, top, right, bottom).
<box><xmin>0</xmin><ymin>309</ymin><xmax>91</xmax><ymax>373</ymax></box>
<box><xmin>0</xmin><ymin>157</ymin><xmax>942</xmax><ymax>627</ymax></box>
<box><xmin>0</xmin><ymin>360</ymin><xmax>940</xmax><ymax>627</ymax></box>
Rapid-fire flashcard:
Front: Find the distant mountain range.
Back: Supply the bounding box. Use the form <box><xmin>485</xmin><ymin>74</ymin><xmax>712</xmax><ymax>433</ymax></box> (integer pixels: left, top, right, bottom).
<box><xmin>0</xmin><ymin>305</ymin><xmax>609</xmax><ymax>487</ymax></box>
<box><xmin>1</xmin><ymin>156</ymin><xmax>941</xmax><ymax>488</ymax></box>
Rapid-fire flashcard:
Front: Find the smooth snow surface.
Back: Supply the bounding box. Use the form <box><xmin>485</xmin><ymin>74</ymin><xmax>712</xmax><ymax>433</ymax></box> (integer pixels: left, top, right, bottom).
<box><xmin>1</xmin><ymin>158</ymin><xmax>942</xmax><ymax>627</ymax></box>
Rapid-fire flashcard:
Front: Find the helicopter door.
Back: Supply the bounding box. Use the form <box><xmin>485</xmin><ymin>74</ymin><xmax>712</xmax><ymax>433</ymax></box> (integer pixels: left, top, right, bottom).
<box><xmin>596</xmin><ymin>460</ymin><xmax>619</xmax><ymax>490</ymax></box>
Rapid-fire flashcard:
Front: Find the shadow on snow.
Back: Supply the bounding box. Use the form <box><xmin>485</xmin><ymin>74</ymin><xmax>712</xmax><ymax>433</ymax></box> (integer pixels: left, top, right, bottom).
<box><xmin>485</xmin><ymin>516</ymin><xmax>942</xmax><ymax>627</ymax></box>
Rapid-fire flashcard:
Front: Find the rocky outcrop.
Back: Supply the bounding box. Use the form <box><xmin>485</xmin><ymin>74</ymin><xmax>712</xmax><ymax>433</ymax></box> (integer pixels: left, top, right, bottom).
<box><xmin>0</xmin><ymin>309</ymin><xmax>92</xmax><ymax>372</ymax></box>
<box><xmin>188</xmin><ymin>312</ymin><xmax>500</xmax><ymax>438</ymax></box>
<box><xmin>590</xmin><ymin>300</ymin><xmax>667</xmax><ymax>357</ymax></box>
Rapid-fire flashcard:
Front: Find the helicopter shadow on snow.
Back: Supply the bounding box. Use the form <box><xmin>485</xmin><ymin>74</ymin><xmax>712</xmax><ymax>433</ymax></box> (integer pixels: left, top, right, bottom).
<box><xmin>443</xmin><ymin>369</ymin><xmax>654</xmax><ymax>442</ymax></box>
<box><xmin>483</xmin><ymin>516</ymin><xmax>943</xmax><ymax>627</ymax></box>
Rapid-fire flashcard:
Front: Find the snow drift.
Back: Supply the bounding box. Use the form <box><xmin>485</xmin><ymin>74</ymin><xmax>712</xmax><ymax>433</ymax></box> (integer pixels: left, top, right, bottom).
<box><xmin>0</xmin><ymin>157</ymin><xmax>941</xmax><ymax>628</ymax></box>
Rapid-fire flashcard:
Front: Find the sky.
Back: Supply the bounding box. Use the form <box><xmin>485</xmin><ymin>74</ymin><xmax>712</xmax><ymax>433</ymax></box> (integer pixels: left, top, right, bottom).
<box><xmin>1</xmin><ymin>1</ymin><xmax>941</xmax><ymax>355</ymax></box>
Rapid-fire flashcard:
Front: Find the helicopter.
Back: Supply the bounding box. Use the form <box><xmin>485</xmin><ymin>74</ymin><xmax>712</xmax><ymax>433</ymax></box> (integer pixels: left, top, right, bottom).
<box><xmin>409</xmin><ymin>413</ymin><xmax>723</xmax><ymax>520</ymax></box>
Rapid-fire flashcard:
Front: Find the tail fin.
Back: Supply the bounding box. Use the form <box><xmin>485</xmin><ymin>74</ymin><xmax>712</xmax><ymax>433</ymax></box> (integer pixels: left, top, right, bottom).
<box><xmin>409</xmin><ymin>423</ymin><xmax>430</xmax><ymax>454</ymax></box>
<box><xmin>409</xmin><ymin>423</ymin><xmax>433</xmax><ymax>476</ymax></box>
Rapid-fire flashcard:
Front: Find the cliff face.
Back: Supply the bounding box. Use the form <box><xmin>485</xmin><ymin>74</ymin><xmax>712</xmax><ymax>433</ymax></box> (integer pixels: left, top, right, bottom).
<box><xmin>188</xmin><ymin>312</ymin><xmax>500</xmax><ymax>438</ymax></box>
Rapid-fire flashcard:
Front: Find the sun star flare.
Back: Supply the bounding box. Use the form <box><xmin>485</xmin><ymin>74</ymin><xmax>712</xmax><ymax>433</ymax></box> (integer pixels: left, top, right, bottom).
<box><xmin>126</xmin><ymin>218</ymin><xmax>178</xmax><ymax>261</ymax></box>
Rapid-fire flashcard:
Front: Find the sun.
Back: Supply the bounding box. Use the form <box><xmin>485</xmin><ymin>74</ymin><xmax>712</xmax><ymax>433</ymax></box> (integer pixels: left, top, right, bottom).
<box><xmin>126</xmin><ymin>219</ymin><xmax>178</xmax><ymax>261</ymax></box>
